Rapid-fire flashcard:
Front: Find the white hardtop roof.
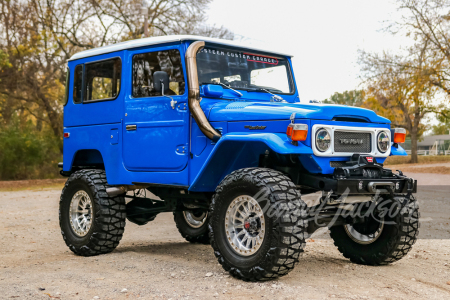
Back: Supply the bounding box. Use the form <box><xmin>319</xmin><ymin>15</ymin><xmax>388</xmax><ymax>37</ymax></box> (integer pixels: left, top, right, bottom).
<box><xmin>69</xmin><ymin>35</ymin><xmax>293</xmax><ymax>61</ymax></box>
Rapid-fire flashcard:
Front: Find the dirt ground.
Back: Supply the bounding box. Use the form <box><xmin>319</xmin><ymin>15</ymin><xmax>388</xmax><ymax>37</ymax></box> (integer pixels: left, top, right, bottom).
<box><xmin>384</xmin><ymin>155</ymin><xmax>450</xmax><ymax>166</ymax></box>
<box><xmin>0</xmin><ymin>179</ymin><xmax>65</xmax><ymax>191</ymax></box>
<box><xmin>387</xmin><ymin>162</ymin><xmax>450</xmax><ymax>175</ymax></box>
<box><xmin>1</xmin><ymin>182</ymin><xmax>450</xmax><ymax>299</ymax></box>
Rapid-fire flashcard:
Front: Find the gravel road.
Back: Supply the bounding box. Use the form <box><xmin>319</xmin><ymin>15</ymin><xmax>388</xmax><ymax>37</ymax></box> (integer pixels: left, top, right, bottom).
<box><xmin>1</xmin><ymin>184</ymin><xmax>450</xmax><ymax>299</ymax></box>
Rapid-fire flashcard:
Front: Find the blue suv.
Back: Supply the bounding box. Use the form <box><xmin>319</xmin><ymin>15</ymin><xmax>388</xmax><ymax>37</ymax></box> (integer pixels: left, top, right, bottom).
<box><xmin>59</xmin><ymin>35</ymin><xmax>419</xmax><ymax>281</ymax></box>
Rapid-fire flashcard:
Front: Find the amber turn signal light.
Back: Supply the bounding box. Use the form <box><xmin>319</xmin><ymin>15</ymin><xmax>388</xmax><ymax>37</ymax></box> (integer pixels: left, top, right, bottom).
<box><xmin>391</xmin><ymin>128</ymin><xmax>406</xmax><ymax>143</ymax></box>
<box><xmin>286</xmin><ymin>124</ymin><xmax>293</xmax><ymax>136</ymax></box>
<box><xmin>287</xmin><ymin>124</ymin><xmax>308</xmax><ymax>141</ymax></box>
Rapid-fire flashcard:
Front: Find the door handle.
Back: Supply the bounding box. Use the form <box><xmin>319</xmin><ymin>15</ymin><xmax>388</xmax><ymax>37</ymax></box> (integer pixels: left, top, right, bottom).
<box><xmin>126</xmin><ymin>125</ymin><xmax>137</xmax><ymax>131</ymax></box>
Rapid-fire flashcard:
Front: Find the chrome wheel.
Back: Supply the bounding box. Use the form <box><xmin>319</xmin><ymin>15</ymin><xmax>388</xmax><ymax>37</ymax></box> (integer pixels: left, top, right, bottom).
<box><xmin>69</xmin><ymin>190</ymin><xmax>93</xmax><ymax>237</ymax></box>
<box><xmin>344</xmin><ymin>219</ymin><xmax>384</xmax><ymax>245</ymax></box>
<box><xmin>183</xmin><ymin>211</ymin><xmax>208</xmax><ymax>229</ymax></box>
<box><xmin>225</xmin><ymin>195</ymin><xmax>265</xmax><ymax>256</ymax></box>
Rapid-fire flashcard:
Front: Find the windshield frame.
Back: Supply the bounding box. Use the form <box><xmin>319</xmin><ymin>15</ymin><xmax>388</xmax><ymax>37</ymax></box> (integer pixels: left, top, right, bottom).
<box><xmin>196</xmin><ymin>43</ymin><xmax>296</xmax><ymax>96</ymax></box>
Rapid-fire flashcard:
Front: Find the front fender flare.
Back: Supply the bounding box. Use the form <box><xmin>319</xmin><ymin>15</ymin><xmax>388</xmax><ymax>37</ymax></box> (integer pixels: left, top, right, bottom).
<box><xmin>189</xmin><ymin>133</ymin><xmax>312</xmax><ymax>192</ymax></box>
<box><xmin>390</xmin><ymin>143</ymin><xmax>408</xmax><ymax>156</ymax></box>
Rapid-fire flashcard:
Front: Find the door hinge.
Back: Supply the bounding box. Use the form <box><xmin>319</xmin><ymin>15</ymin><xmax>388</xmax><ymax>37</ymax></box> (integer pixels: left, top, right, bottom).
<box><xmin>177</xmin><ymin>103</ymin><xmax>187</xmax><ymax>111</ymax></box>
<box><xmin>176</xmin><ymin>144</ymin><xmax>188</xmax><ymax>154</ymax></box>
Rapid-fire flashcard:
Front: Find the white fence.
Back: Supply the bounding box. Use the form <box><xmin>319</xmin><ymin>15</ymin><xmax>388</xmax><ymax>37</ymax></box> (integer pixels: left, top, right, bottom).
<box><xmin>405</xmin><ymin>150</ymin><xmax>450</xmax><ymax>155</ymax></box>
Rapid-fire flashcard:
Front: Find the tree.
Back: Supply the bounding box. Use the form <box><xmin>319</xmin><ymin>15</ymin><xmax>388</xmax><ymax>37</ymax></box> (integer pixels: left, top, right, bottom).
<box><xmin>323</xmin><ymin>90</ymin><xmax>364</xmax><ymax>106</ymax></box>
<box><xmin>431</xmin><ymin>122</ymin><xmax>449</xmax><ymax>135</ymax></box>
<box><xmin>396</xmin><ymin>0</ymin><xmax>450</xmax><ymax>99</ymax></box>
<box><xmin>0</xmin><ymin>0</ymin><xmax>233</xmax><ymax>155</ymax></box>
<box><xmin>359</xmin><ymin>47</ymin><xmax>440</xmax><ymax>163</ymax></box>
<box><xmin>356</xmin><ymin>0</ymin><xmax>450</xmax><ymax>163</ymax></box>
<box><xmin>430</xmin><ymin>113</ymin><xmax>450</xmax><ymax>135</ymax></box>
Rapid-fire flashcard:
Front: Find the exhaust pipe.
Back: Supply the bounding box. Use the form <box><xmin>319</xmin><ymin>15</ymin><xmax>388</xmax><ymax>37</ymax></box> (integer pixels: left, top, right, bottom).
<box><xmin>106</xmin><ymin>185</ymin><xmax>149</xmax><ymax>197</ymax></box>
<box><xmin>185</xmin><ymin>41</ymin><xmax>222</xmax><ymax>142</ymax></box>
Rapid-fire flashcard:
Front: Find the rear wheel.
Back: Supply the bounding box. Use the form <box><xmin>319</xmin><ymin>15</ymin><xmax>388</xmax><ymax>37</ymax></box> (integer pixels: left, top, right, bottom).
<box><xmin>174</xmin><ymin>210</ymin><xmax>209</xmax><ymax>244</ymax></box>
<box><xmin>209</xmin><ymin>168</ymin><xmax>308</xmax><ymax>281</ymax></box>
<box><xmin>59</xmin><ymin>170</ymin><xmax>126</xmax><ymax>256</ymax></box>
<box><xmin>330</xmin><ymin>196</ymin><xmax>419</xmax><ymax>265</ymax></box>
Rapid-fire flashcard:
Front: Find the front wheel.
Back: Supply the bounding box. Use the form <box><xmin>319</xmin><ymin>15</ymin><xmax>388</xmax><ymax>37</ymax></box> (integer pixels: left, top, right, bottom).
<box><xmin>173</xmin><ymin>210</ymin><xmax>210</xmax><ymax>244</ymax></box>
<box><xmin>329</xmin><ymin>196</ymin><xmax>419</xmax><ymax>265</ymax></box>
<box><xmin>209</xmin><ymin>168</ymin><xmax>308</xmax><ymax>281</ymax></box>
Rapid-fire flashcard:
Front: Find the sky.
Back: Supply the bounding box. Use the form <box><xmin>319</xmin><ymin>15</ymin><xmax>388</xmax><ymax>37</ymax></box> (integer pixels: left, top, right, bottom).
<box><xmin>206</xmin><ymin>0</ymin><xmax>409</xmax><ymax>102</ymax></box>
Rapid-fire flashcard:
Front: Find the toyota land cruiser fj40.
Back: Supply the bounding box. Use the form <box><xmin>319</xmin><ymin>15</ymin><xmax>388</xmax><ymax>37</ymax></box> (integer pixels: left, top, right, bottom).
<box><xmin>59</xmin><ymin>35</ymin><xmax>419</xmax><ymax>281</ymax></box>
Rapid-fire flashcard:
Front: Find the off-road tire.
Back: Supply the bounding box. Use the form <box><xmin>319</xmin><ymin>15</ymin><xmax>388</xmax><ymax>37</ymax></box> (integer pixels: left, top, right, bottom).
<box><xmin>329</xmin><ymin>196</ymin><xmax>419</xmax><ymax>265</ymax></box>
<box><xmin>209</xmin><ymin>168</ymin><xmax>308</xmax><ymax>281</ymax></box>
<box><xmin>174</xmin><ymin>211</ymin><xmax>210</xmax><ymax>244</ymax></box>
<box><xmin>59</xmin><ymin>169</ymin><xmax>126</xmax><ymax>256</ymax></box>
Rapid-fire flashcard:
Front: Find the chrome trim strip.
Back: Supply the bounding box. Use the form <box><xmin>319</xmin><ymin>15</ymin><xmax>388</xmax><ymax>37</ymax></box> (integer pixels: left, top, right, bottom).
<box><xmin>311</xmin><ymin>125</ymin><xmax>391</xmax><ymax>157</ymax></box>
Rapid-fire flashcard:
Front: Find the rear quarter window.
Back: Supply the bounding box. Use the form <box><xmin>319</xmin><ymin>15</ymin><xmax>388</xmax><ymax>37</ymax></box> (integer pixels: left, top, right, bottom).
<box><xmin>73</xmin><ymin>65</ymin><xmax>83</xmax><ymax>104</ymax></box>
<box><xmin>63</xmin><ymin>68</ymin><xmax>70</xmax><ymax>106</ymax></box>
<box><xmin>84</xmin><ymin>58</ymin><xmax>121</xmax><ymax>102</ymax></box>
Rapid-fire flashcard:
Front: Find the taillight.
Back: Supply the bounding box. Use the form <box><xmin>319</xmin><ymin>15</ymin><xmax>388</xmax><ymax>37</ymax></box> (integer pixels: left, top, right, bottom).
<box><xmin>391</xmin><ymin>128</ymin><xmax>406</xmax><ymax>143</ymax></box>
<box><xmin>287</xmin><ymin>124</ymin><xmax>308</xmax><ymax>141</ymax></box>
<box><xmin>64</xmin><ymin>132</ymin><xmax>70</xmax><ymax>138</ymax></box>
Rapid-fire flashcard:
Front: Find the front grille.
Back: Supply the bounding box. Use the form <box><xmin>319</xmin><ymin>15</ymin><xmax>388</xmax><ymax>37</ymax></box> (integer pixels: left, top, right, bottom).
<box><xmin>334</xmin><ymin>131</ymin><xmax>371</xmax><ymax>153</ymax></box>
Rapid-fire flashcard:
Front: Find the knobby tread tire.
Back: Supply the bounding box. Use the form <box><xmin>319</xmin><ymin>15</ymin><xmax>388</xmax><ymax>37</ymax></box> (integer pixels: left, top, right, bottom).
<box><xmin>330</xmin><ymin>196</ymin><xmax>420</xmax><ymax>265</ymax></box>
<box><xmin>209</xmin><ymin>167</ymin><xmax>308</xmax><ymax>281</ymax></box>
<box><xmin>59</xmin><ymin>169</ymin><xmax>126</xmax><ymax>256</ymax></box>
<box><xmin>173</xmin><ymin>211</ymin><xmax>210</xmax><ymax>244</ymax></box>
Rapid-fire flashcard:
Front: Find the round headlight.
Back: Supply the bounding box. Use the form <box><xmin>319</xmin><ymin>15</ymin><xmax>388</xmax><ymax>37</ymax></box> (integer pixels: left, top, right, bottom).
<box><xmin>316</xmin><ymin>129</ymin><xmax>331</xmax><ymax>152</ymax></box>
<box><xmin>377</xmin><ymin>131</ymin><xmax>390</xmax><ymax>153</ymax></box>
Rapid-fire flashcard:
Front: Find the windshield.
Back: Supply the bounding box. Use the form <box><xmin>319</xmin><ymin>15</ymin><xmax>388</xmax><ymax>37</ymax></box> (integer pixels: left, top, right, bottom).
<box><xmin>196</xmin><ymin>46</ymin><xmax>293</xmax><ymax>94</ymax></box>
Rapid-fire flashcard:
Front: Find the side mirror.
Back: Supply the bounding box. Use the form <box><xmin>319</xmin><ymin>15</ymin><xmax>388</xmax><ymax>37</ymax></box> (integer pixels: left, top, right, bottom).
<box><xmin>203</xmin><ymin>84</ymin><xmax>224</xmax><ymax>98</ymax></box>
<box><xmin>153</xmin><ymin>71</ymin><xmax>170</xmax><ymax>94</ymax></box>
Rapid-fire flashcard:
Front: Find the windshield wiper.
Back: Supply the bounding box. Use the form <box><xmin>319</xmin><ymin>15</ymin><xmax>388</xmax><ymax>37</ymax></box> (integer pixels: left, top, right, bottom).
<box><xmin>248</xmin><ymin>88</ymin><xmax>285</xmax><ymax>102</ymax></box>
<box><xmin>201</xmin><ymin>82</ymin><xmax>242</xmax><ymax>97</ymax></box>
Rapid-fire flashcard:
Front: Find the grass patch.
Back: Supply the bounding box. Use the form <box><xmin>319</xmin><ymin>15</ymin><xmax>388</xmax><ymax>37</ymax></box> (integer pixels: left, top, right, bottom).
<box><xmin>0</xmin><ymin>178</ymin><xmax>66</xmax><ymax>192</ymax></box>
<box><xmin>384</xmin><ymin>155</ymin><xmax>450</xmax><ymax>165</ymax></box>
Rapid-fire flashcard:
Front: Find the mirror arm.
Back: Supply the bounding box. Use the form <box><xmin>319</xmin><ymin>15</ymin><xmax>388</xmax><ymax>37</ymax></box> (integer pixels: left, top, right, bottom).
<box><xmin>161</xmin><ymin>82</ymin><xmax>177</xmax><ymax>109</ymax></box>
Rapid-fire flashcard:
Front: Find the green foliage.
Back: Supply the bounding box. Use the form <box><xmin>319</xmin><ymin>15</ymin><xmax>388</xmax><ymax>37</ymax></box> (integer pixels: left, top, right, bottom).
<box><xmin>0</xmin><ymin>50</ymin><xmax>12</xmax><ymax>69</ymax></box>
<box><xmin>429</xmin><ymin>111</ymin><xmax>450</xmax><ymax>135</ymax></box>
<box><xmin>431</xmin><ymin>123</ymin><xmax>450</xmax><ymax>135</ymax></box>
<box><xmin>0</xmin><ymin>118</ymin><xmax>61</xmax><ymax>180</ymax></box>
<box><xmin>323</xmin><ymin>90</ymin><xmax>364</xmax><ymax>106</ymax></box>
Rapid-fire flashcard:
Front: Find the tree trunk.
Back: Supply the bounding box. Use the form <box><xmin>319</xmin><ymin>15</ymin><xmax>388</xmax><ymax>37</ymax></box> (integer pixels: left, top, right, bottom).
<box><xmin>2</xmin><ymin>96</ymin><xmax>14</xmax><ymax>125</ymax></box>
<box><xmin>410</xmin><ymin>130</ymin><xmax>418</xmax><ymax>163</ymax></box>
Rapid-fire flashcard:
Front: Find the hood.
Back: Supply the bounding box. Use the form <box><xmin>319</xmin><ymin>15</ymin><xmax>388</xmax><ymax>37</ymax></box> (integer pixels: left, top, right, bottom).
<box><xmin>205</xmin><ymin>101</ymin><xmax>390</xmax><ymax>124</ymax></box>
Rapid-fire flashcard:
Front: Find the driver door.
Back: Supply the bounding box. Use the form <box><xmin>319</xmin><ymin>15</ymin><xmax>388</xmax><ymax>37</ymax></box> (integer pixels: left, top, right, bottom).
<box><xmin>123</xmin><ymin>46</ymin><xmax>189</xmax><ymax>172</ymax></box>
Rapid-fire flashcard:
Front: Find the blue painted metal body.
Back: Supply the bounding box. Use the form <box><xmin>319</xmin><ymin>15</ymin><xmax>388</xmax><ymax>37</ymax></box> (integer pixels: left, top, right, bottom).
<box><xmin>63</xmin><ymin>39</ymin><xmax>403</xmax><ymax>192</ymax></box>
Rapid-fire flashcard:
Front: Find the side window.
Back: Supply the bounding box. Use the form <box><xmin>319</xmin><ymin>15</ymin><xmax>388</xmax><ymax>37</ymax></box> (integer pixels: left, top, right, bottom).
<box><xmin>73</xmin><ymin>65</ymin><xmax>83</xmax><ymax>104</ymax></box>
<box><xmin>132</xmin><ymin>49</ymin><xmax>185</xmax><ymax>98</ymax></box>
<box><xmin>85</xmin><ymin>58</ymin><xmax>121</xmax><ymax>102</ymax></box>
